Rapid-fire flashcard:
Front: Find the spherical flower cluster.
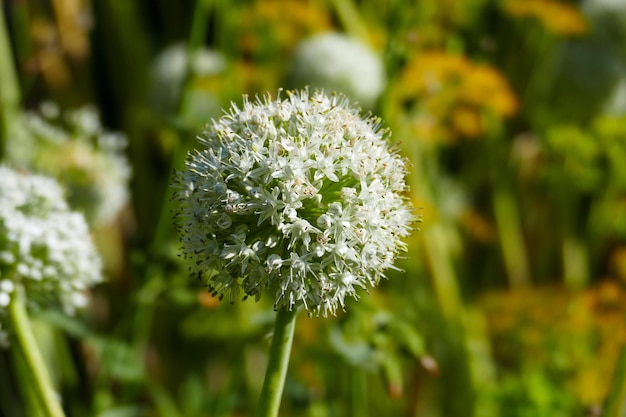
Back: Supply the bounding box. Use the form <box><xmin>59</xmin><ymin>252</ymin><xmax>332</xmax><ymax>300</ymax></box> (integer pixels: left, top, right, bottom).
<box><xmin>288</xmin><ymin>32</ymin><xmax>386</xmax><ymax>110</ymax></box>
<box><xmin>173</xmin><ymin>89</ymin><xmax>414</xmax><ymax>316</ymax></box>
<box><xmin>6</xmin><ymin>103</ymin><xmax>131</xmax><ymax>225</ymax></box>
<box><xmin>0</xmin><ymin>166</ymin><xmax>103</xmax><ymax>346</ymax></box>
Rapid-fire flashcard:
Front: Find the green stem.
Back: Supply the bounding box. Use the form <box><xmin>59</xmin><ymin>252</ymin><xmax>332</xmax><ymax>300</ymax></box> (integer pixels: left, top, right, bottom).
<box><xmin>0</xmin><ymin>0</ymin><xmax>21</xmax><ymax>154</ymax></box>
<box><xmin>256</xmin><ymin>309</ymin><xmax>297</xmax><ymax>417</ymax></box>
<box><xmin>602</xmin><ymin>346</ymin><xmax>626</xmax><ymax>417</ymax></box>
<box><xmin>461</xmin><ymin>307</ymin><xmax>498</xmax><ymax>417</ymax></box>
<box><xmin>329</xmin><ymin>0</ymin><xmax>371</xmax><ymax>44</ymax></box>
<box><xmin>0</xmin><ymin>0</ymin><xmax>20</xmax><ymax>112</ymax></box>
<box><xmin>188</xmin><ymin>0</ymin><xmax>212</xmax><ymax>53</ymax></box>
<box><xmin>492</xmin><ymin>185</ymin><xmax>530</xmax><ymax>288</ymax></box>
<box><xmin>423</xmin><ymin>223</ymin><xmax>462</xmax><ymax>318</ymax></box>
<box><xmin>404</xmin><ymin>143</ymin><xmax>462</xmax><ymax>319</ymax></box>
<box><xmin>8</xmin><ymin>293</ymin><xmax>66</xmax><ymax>417</ymax></box>
<box><xmin>177</xmin><ymin>0</ymin><xmax>214</xmax><ymax>118</ymax></box>
<box><xmin>562</xmin><ymin>233</ymin><xmax>588</xmax><ymax>290</ymax></box>
<box><xmin>350</xmin><ymin>366</ymin><xmax>367</xmax><ymax>417</ymax></box>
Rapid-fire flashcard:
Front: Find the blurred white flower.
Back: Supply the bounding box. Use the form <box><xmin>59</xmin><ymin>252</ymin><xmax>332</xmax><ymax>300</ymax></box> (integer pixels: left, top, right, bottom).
<box><xmin>5</xmin><ymin>104</ymin><xmax>132</xmax><ymax>225</ymax></box>
<box><xmin>583</xmin><ymin>0</ymin><xmax>626</xmax><ymax>13</ymax></box>
<box><xmin>603</xmin><ymin>77</ymin><xmax>626</xmax><ymax>116</ymax></box>
<box><xmin>173</xmin><ymin>89</ymin><xmax>414</xmax><ymax>317</ymax></box>
<box><xmin>288</xmin><ymin>32</ymin><xmax>386</xmax><ymax>110</ymax></box>
<box><xmin>150</xmin><ymin>43</ymin><xmax>226</xmax><ymax>119</ymax></box>
<box><xmin>0</xmin><ymin>166</ymin><xmax>103</xmax><ymax>346</ymax></box>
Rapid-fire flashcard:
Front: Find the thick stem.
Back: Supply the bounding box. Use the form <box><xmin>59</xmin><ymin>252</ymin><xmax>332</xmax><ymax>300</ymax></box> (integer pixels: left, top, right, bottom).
<box><xmin>256</xmin><ymin>309</ymin><xmax>297</xmax><ymax>417</ymax></box>
<box><xmin>8</xmin><ymin>293</ymin><xmax>66</xmax><ymax>417</ymax></box>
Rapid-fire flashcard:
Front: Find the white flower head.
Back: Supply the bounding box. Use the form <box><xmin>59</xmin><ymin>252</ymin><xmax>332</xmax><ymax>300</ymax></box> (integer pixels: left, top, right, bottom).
<box><xmin>173</xmin><ymin>89</ymin><xmax>414</xmax><ymax>317</ymax></box>
<box><xmin>5</xmin><ymin>104</ymin><xmax>131</xmax><ymax>226</ymax></box>
<box><xmin>288</xmin><ymin>32</ymin><xmax>386</xmax><ymax>110</ymax></box>
<box><xmin>0</xmin><ymin>166</ymin><xmax>103</xmax><ymax>345</ymax></box>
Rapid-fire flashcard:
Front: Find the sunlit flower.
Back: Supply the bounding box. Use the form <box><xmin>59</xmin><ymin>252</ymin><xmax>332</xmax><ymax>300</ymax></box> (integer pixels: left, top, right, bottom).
<box><xmin>0</xmin><ymin>166</ymin><xmax>102</xmax><ymax>346</ymax></box>
<box><xmin>173</xmin><ymin>89</ymin><xmax>414</xmax><ymax>316</ymax></box>
<box><xmin>5</xmin><ymin>104</ymin><xmax>131</xmax><ymax>225</ymax></box>
<box><xmin>288</xmin><ymin>32</ymin><xmax>386</xmax><ymax>110</ymax></box>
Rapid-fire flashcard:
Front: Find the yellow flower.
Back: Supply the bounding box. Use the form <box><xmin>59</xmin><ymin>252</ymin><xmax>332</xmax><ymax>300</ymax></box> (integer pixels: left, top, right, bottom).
<box><xmin>397</xmin><ymin>51</ymin><xmax>468</xmax><ymax>97</ymax></box>
<box><xmin>460</xmin><ymin>65</ymin><xmax>518</xmax><ymax>117</ymax></box>
<box><xmin>451</xmin><ymin>106</ymin><xmax>482</xmax><ymax>138</ymax></box>
<box><xmin>391</xmin><ymin>51</ymin><xmax>518</xmax><ymax>142</ymax></box>
<box><xmin>504</xmin><ymin>0</ymin><xmax>588</xmax><ymax>35</ymax></box>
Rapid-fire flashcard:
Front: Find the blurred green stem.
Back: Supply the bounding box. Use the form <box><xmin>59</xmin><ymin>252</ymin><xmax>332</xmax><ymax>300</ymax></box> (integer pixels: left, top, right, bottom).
<box><xmin>178</xmin><ymin>0</ymin><xmax>214</xmax><ymax>117</ymax></box>
<box><xmin>256</xmin><ymin>309</ymin><xmax>297</xmax><ymax>417</ymax></box>
<box><xmin>462</xmin><ymin>307</ymin><xmax>498</xmax><ymax>417</ymax></box>
<box><xmin>8</xmin><ymin>293</ymin><xmax>66</xmax><ymax>417</ymax></box>
<box><xmin>561</xmin><ymin>234</ymin><xmax>588</xmax><ymax>290</ymax></box>
<box><xmin>9</xmin><ymin>347</ymin><xmax>46</xmax><ymax>417</ymax></box>
<box><xmin>492</xmin><ymin>185</ymin><xmax>530</xmax><ymax>288</ymax></box>
<box><xmin>406</xmin><ymin>143</ymin><xmax>463</xmax><ymax>318</ymax></box>
<box><xmin>0</xmin><ymin>0</ymin><xmax>19</xmax><ymax>111</ymax></box>
<box><xmin>0</xmin><ymin>0</ymin><xmax>20</xmax><ymax>150</ymax></box>
<box><xmin>147</xmin><ymin>381</ymin><xmax>182</xmax><ymax>417</ymax></box>
<box><xmin>602</xmin><ymin>346</ymin><xmax>626</xmax><ymax>417</ymax></box>
<box><xmin>188</xmin><ymin>0</ymin><xmax>212</xmax><ymax>52</ymax></box>
<box><xmin>423</xmin><ymin>224</ymin><xmax>462</xmax><ymax>317</ymax></box>
<box><xmin>151</xmin><ymin>0</ymin><xmax>215</xmax><ymax>251</ymax></box>
<box><xmin>351</xmin><ymin>366</ymin><xmax>367</xmax><ymax>417</ymax></box>
<box><xmin>330</xmin><ymin>0</ymin><xmax>370</xmax><ymax>44</ymax></box>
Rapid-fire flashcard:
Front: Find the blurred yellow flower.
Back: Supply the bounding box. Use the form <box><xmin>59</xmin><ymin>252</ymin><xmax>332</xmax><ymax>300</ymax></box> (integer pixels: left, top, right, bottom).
<box><xmin>504</xmin><ymin>0</ymin><xmax>588</xmax><ymax>35</ymax></box>
<box><xmin>399</xmin><ymin>51</ymin><xmax>468</xmax><ymax>95</ymax></box>
<box><xmin>392</xmin><ymin>51</ymin><xmax>518</xmax><ymax>142</ymax></box>
<box><xmin>28</xmin><ymin>18</ymin><xmax>72</xmax><ymax>87</ymax></box>
<box><xmin>611</xmin><ymin>246</ymin><xmax>626</xmax><ymax>282</ymax></box>
<box><xmin>451</xmin><ymin>106</ymin><xmax>482</xmax><ymax>138</ymax></box>
<box><xmin>50</xmin><ymin>0</ymin><xmax>91</xmax><ymax>59</ymax></box>
<box><xmin>482</xmin><ymin>282</ymin><xmax>626</xmax><ymax>408</ymax></box>
<box><xmin>459</xmin><ymin>209</ymin><xmax>496</xmax><ymax>242</ymax></box>
<box><xmin>239</xmin><ymin>0</ymin><xmax>332</xmax><ymax>54</ymax></box>
<box><xmin>461</xmin><ymin>65</ymin><xmax>519</xmax><ymax>117</ymax></box>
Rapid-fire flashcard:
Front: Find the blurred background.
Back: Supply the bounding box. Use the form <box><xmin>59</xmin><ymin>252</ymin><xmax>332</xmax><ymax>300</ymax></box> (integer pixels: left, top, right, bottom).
<box><xmin>1</xmin><ymin>0</ymin><xmax>626</xmax><ymax>416</ymax></box>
